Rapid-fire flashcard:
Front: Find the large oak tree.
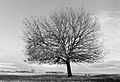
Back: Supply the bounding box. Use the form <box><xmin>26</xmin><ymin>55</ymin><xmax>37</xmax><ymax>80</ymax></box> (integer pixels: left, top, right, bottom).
<box><xmin>22</xmin><ymin>7</ymin><xmax>104</xmax><ymax>77</ymax></box>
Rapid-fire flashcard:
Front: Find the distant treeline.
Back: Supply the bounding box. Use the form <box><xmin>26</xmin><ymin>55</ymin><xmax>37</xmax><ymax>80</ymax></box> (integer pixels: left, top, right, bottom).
<box><xmin>46</xmin><ymin>71</ymin><xmax>64</xmax><ymax>74</ymax></box>
<box><xmin>0</xmin><ymin>70</ymin><xmax>34</xmax><ymax>73</ymax></box>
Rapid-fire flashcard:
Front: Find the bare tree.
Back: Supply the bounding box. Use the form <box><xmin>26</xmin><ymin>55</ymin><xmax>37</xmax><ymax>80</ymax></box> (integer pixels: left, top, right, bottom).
<box><xmin>22</xmin><ymin>7</ymin><xmax>104</xmax><ymax>77</ymax></box>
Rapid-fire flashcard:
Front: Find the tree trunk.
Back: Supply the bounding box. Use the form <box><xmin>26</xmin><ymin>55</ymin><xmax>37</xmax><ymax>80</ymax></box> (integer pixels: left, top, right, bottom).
<box><xmin>66</xmin><ymin>61</ymin><xmax>73</xmax><ymax>77</ymax></box>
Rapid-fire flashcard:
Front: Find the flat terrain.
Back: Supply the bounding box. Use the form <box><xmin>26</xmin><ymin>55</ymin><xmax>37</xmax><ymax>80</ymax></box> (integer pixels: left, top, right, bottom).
<box><xmin>0</xmin><ymin>74</ymin><xmax>120</xmax><ymax>82</ymax></box>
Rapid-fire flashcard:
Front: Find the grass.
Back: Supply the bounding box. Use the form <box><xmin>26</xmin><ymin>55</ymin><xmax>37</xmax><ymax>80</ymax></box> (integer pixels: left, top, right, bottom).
<box><xmin>0</xmin><ymin>74</ymin><xmax>83</xmax><ymax>82</ymax></box>
<box><xmin>0</xmin><ymin>74</ymin><xmax>120</xmax><ymax>82</ymax></box>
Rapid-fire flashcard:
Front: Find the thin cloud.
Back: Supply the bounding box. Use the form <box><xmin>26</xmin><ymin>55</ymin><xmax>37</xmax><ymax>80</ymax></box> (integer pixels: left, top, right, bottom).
<box><xmin>0</xmin><ymin>63</ymin><xmax>16</xmax><ymax>68</ymax></box>
<box><xmin>89</xmin><ymin>60</ymin><xmax>120</xmax><ymax>69</ymax></box>
<box><xmin>96</xmin><ymin>10</ymin><xmax>120</xmax><ymax>61</ymax></box>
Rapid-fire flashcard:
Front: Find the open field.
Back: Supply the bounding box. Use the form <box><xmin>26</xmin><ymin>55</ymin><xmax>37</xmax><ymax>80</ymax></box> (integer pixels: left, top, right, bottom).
<box><xmin>0</xmin><ymin>74</ymin><xmax>120</xmax><ymax>82</ymax></box>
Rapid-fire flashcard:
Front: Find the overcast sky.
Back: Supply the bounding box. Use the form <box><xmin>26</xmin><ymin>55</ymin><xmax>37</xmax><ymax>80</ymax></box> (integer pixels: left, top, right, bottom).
<box><xmin>0</xmin><ymin>0</ymin><xmax>120</xmax><ymax>73</ymax></box>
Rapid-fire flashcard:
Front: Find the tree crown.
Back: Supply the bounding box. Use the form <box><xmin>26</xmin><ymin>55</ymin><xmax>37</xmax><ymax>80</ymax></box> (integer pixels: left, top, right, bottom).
<box><xmin>22</xmin><ymin>7</ymin><xmax>104</xmax><ymax>65</ymax></box>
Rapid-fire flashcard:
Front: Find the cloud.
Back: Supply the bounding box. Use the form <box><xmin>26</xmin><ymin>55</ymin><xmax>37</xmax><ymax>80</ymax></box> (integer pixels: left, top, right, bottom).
<box><xmin>96</xmin><ymin>10</ymin><xmax>120</xmax><ymax>61</ymax></box>
<box><xmin>26</xmin><ymin>63</ymin><xmax>66</xmax><ymax>72</ymax></box>
<box><xmin>89</xmin><ymin>60</ymin><xmax>120</xmax><ymax>69</ymax></box>
<box><xmin>29</xmin><ymin>64</ymin><xmax>57</xmax><ymax>68</ymax></box>
<box><xmin>0</xmin><ymin>63</ymin><xmax>16</xmax><ymax>68</ymax></box>
<box><xmin>69</xmin><ymin>60</ymin><xmax>120</xmax><ymax>73</ymax></box>
<box><xmin>0</xmin><ymin>60</ymin><xmax>120</xmax><ymax>74</ymax></box>
<box><xmin>83</xmin><ymin>60</ymin><xmax>120</xmax><ymax>73</ymax></box>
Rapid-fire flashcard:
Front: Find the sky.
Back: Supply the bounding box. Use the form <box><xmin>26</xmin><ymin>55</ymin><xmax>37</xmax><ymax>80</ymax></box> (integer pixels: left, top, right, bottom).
<box><xmin>0</xmin><ymin>0</ymin><xmax>120</xmax><ymax>73</ymax></box>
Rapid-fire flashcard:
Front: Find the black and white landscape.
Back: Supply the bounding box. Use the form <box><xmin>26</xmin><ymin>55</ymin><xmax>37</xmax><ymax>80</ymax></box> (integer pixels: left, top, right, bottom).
<box><xmin>0</xmin><ymin>0</ymin><xmax>120</xmax><ymax>82</ymax></box>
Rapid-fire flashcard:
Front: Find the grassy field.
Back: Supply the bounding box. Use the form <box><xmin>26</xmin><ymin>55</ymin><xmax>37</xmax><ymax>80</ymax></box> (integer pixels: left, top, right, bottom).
<box><xmin>0</xmin><ymin>74</ymin><xmax>120</xmax><ymax>82</ymax></box>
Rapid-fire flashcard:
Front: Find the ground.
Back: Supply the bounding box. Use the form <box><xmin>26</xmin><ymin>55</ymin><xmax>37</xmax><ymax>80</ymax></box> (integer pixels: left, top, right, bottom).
<box><xmin>0</xmin><ymin>74</ymin><xmax>120</xmax><ymax>82</ymax></box>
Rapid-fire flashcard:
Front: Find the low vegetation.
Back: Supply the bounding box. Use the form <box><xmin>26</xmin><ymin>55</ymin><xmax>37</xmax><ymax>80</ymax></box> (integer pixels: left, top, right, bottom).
<box><xmin>0</xmin><ymin>74</ymin><xmax>120</xmax><ymax>82</ymax></box>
